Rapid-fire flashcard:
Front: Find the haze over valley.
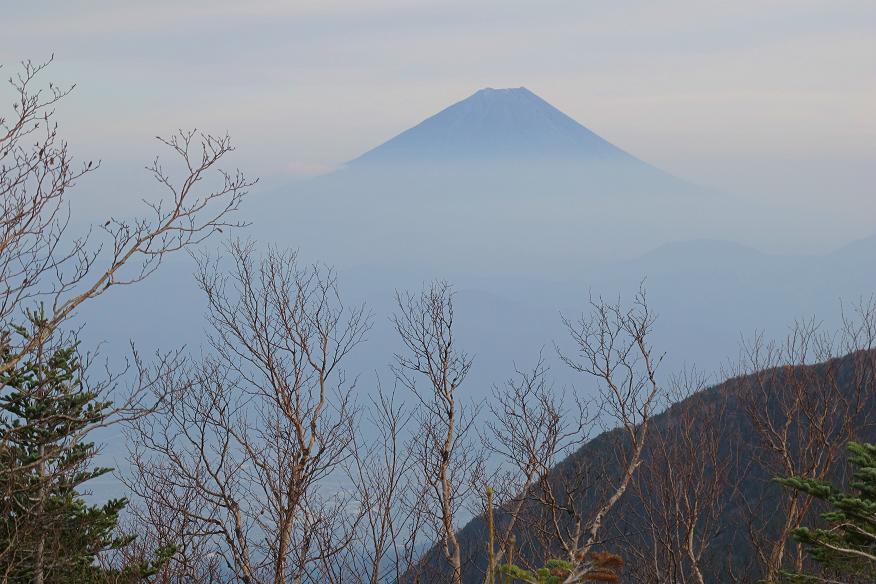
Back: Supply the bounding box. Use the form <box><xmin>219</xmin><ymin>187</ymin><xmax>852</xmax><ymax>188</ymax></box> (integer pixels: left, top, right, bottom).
<box><xmin>3</xmin><ymin>2</ymin><xmax>876</xmax><ymax>583</ymax></box>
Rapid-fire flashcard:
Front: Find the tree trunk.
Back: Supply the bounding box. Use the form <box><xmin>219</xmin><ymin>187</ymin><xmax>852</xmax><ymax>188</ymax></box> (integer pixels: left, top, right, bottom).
<box><xmin>33</xmin><ymin>449</ymin><xmax>46</xmax><ymax>584</ymax></box>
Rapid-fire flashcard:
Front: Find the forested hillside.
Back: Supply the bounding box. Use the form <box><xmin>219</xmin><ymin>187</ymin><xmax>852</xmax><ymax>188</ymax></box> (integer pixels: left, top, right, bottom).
<box><xmin>411</xmin><ymin>344</ymin><xmax>876</xmax><ymax>583</ymax></box>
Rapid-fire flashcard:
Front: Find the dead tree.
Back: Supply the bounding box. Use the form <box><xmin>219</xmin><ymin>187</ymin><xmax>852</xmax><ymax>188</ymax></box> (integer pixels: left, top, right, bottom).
<box><xmin>392</xmin><ymin>281</ymin><xmax>485</xmax><ymax>584</ymax></box>
<box><xmin>123</xmin><ymin>242</ymin><xmax>370</xmax><ymax>584</ymax></box>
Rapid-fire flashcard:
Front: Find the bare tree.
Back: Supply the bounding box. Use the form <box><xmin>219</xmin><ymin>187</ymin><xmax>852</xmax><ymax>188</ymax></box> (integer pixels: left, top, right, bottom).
<box><xmin>109</xmin><ymin>489</ymin><xmax>225</xmax><ymax>584</ymax></box>
<box><xmin>123</xmin><ymin>241</ymin><xmax>370</xmax><ymax>584</ymax></box>
<box><xmin>0</xmin><ymin>56</ymin><xmax>251</xmax><ymax>581</ymax></box>
<box><xmin>330</xmin><ymin>384</ymin><xmax>424</xmax><ymax>584</ymax></box>
<box><xmin>529</xmin><ymin>288</ymin><xmax>663</xmax><ymax>584</ymax></box>
<box><xmin>482</xmin><ymin>356</ymin><xmax>589</xmax><ymax>578</ymax></box>
<box><xmin>735</xmin><ymin>300</ymin><xmax>876</xmax><ymax>582</ymax></box>
<box><xmin>624</xmin><ymin>368</ymin><xmax>744</xmax><ymax>584</ymax></box>
<box><xmin>392</xmin><ymin>281</ymin><xmax>485</xmax><ymax>584</ymax></box>
<box><xmin>0</xmin><ymin>57</ymin><xmax>253</xmax><ymax>376</ymax></box>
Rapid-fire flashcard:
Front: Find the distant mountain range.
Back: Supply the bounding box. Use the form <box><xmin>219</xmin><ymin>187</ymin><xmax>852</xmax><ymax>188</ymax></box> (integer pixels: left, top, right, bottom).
<box><xmin>86</xmin><ymin>88</ymin><xmax>876</xmax><ymax>524</ymax></box>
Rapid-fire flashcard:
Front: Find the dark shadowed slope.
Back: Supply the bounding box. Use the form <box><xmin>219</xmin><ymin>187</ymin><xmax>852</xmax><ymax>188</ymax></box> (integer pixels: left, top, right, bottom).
<box><xmin>407</xmin><ymin>348</ymin><xmax>876</xmax><ymax>583</ymax></box>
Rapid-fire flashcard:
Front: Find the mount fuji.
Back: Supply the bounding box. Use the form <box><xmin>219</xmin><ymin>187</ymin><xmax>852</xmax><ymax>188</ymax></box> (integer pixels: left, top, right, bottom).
<box><xmin>349</xmin><ymin>87</ymin><xmax>639</xmax><ymax>166</ymax></box>
<box><xmin>258</xmin><ymin>87</ymin><xmax>725</xmax><ymax>274</ymax></box>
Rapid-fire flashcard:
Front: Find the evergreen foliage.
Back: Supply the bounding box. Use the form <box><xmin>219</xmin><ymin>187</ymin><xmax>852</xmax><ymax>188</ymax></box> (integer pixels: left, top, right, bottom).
<box><xmin>498</xmin><ymin>553</ymin><xmax>623</xmax><ymax>583</ymax></box>
<box><xmin>0</xmin><ymin>314</ymin><xmax>168</xmax><ymax>582</ymax></box>
<box><xmin>777</xmin><ymin>441</ymin><xmax>876</xmax><ymax>583</ymax></box>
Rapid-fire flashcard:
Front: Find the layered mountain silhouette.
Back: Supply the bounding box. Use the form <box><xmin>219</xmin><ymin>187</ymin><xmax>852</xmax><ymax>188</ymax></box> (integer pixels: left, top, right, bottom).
<box><xmin>261</xmin><ymin>87</ymin><xmax>722</xmax><ymax>273</ymax></box>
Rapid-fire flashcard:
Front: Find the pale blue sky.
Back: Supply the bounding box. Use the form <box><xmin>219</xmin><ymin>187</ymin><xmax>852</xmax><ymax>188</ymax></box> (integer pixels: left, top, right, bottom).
<box><xmin>4</xmin><ymin>0</ymin><xmax>875</xmax><ymax>250</ymax></box>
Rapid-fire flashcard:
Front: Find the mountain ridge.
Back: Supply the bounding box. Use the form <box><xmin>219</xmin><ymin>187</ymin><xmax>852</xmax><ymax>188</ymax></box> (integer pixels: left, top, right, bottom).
<box><xmin>406</xmin><ymin>348</ymin><xmax>876</xmax><ymax>583</ymax></box>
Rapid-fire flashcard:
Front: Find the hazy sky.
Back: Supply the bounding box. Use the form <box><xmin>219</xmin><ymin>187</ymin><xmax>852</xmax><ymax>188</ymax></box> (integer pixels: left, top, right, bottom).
<box><xmin>4</xmin><ymin>1</ymin><xmax>876</xmax><ymax>250</ymax></box>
